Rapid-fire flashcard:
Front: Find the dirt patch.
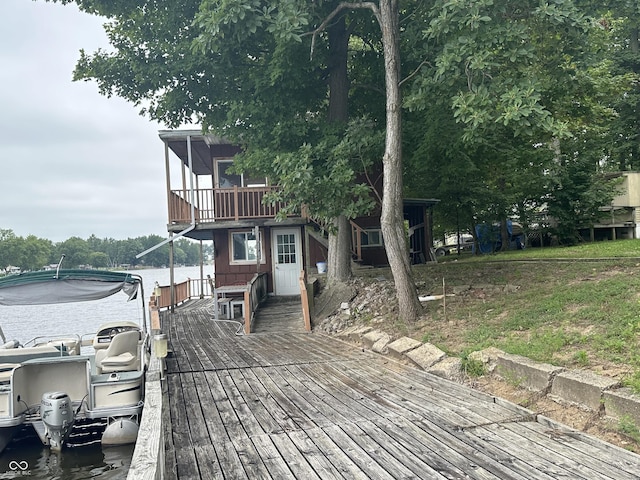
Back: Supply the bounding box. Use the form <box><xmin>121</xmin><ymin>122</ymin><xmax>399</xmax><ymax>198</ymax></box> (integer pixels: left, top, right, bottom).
<box><xmin>468</xmin><ymin>375</ymin><xmax>639</xmax><ymax>453</ymax></box>
<box><xmin>313</xmin><ymin>281</ymin><xmax>357</xmax><ymax>320</ymax></box>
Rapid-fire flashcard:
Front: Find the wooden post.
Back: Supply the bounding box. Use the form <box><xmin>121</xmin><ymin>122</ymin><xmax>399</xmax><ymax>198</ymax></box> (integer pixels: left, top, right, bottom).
<box><xmin>127</xmin><ymin>355</ymin><xmax>165</xmax><ymax>479</ymax></box>
<box><xmin>169</xmin><ymin>233</ymin><xmax>175</xmax><ymax>314</ymax></box>
<box><xmin>300</xmin><ymin>271</ymin><xmax>311</xmax><ymax>332</ymax></box>
<box><xmin>233</xmin><ymin>185</ymin><xmax>239</xmax><ymax>221</ymax></box>
<box><xmin>244</xmin><ymin>290</ymin><xmax>251</xmax><ymax>334</ymax></box>
<box><xmin>150</xmin><ymin>308</ymin><xmax>161</xmax><ymax>333</ymax></box>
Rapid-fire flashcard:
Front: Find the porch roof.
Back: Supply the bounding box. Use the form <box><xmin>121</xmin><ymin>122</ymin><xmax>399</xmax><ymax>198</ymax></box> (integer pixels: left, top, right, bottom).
<box><xmin>158</xmin><ymin>129</ymin><xmax>239</xmax><ymax>176</ymax></box>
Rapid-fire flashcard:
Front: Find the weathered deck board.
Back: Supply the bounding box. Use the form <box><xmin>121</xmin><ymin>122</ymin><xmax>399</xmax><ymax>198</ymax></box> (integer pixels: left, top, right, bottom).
<box><xmin>252</xmin><ymin>296</ymin><xmax>306</xmax><ymax>334</ymax></box>
<box><xmin>353</xmin><ymin>358</ymin><xmax>633</xmax><ymax>478</ymax></box>
<box><xmin>161</xmin><ymin>303</ymin><xmax>640</xmax><ymax>479</ymax></box>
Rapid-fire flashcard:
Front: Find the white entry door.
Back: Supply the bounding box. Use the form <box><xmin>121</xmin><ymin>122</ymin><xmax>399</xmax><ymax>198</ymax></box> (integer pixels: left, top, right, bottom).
<box><xmin>272</xmin><ymin>228</ymin><xmax>302</xmax><ymax>296</ymax></box>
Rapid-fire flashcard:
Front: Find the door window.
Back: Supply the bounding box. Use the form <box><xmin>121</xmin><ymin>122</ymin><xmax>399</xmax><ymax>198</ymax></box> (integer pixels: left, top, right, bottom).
<box><xmin>276</xmin><ymin>234</ymin><xmax>296</xmax><ymax>264</ymax></box>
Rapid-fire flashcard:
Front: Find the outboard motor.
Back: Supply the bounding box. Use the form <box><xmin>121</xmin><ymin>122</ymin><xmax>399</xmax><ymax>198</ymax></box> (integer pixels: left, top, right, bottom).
<box><xmin>41</xmin><ymin>391</ymin><xmax>75</xmax><ymax>451</ymax></box>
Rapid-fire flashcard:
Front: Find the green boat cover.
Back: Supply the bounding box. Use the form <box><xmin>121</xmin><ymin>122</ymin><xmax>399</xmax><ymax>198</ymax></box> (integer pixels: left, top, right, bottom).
<box><xmin>0</xmin><ymin>270</ymin><xmax>141</xmax><ymax>306</ymax></box>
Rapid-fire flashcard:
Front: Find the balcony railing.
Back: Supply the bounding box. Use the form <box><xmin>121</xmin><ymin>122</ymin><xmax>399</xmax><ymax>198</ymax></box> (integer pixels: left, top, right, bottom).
<box><xmin>169</xmin><ymin>186</ymin><xmax>289</xmax><ymax>223</ymax></box>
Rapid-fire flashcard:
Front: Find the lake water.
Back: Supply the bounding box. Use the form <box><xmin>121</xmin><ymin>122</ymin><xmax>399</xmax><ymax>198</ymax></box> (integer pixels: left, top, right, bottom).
<box><xmin>0</xmin><ymin>266</ymin><xmax>206</xmax><ymax>479</ymax></box>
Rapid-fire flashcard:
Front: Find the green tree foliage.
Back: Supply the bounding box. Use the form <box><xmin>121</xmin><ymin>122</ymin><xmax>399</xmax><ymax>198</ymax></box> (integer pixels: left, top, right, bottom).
<box><xmin>248</xmin><ymin>119</ymin><xmax>382</xmax><ymax>229</ymax></box>
<box><xmin>404</xmin><ymin>0</ymin><xmax>631</xmax><ymax>244</ymax></box>
<box><xmin>0</xmin><ymin>229</ymin><xmax>205</xmax><ymax>272</ymax></box>
<box><xmin>411</xmin><ymin>0</ymin><xmax>591</xmax><ymax>140</ymax></box>
<box><xmin>0</xmin><ymin>230</ymin><xmax>22</xmax><ymax>272</ymax></box>
<box><xmin>20</xmin><ymin>235</ymin><xmax>54</xmax><ymax>272</ymax></box>
<box><xmin>89</xmin><ymin>251</ymin><xmax>110</xmax><ymax>268</ymax></box>
<box><xmin>61</xmin><ymin>0</ymin><xmax>386</xmax><ymax>282</ymax></box>
<box><xmin>545</xmin><ymin>145</ymin><xmax>623</xmax><ymax>244</ymax></box>
<box><xmin>582</xmin><ymin>3</ymin><xmax>640</xmax><ymax>170</ymax></box>
<box><xmin>55</xmin><ymin>236</ymin><xmax>92</xmax><ymax>267</ymax></box>
<box><xmin>42</xmin><ymin>1</ymin><xmax>640</xmax><ymax>307</ymax></box>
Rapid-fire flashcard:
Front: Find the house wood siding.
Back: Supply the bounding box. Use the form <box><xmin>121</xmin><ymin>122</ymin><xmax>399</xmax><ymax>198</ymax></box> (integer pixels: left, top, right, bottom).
<box><xmin>307</xmin><ymin>235</ymin><xmax>327</xmax><ymax>267</ymax></box>
<box><xmin>212</xmin><ymin>229</ymin><xmax>275</xmax><ymax>293</ymax></box>
<box><xmin>212</xmin><ymin>225</ymin><xmax>307</xmax><ymax>293</ymax></box>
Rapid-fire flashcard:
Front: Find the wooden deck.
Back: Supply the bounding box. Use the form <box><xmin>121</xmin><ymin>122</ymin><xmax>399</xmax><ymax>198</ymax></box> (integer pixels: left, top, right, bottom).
<box><xmin>161</xmin><ymin>300</ymin><xmax>640</xmax><ymax>479</ymax></box>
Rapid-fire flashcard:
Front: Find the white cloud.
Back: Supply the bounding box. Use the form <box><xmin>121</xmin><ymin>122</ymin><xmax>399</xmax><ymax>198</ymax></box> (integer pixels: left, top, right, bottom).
<box><xmin>0</xmin><ymin>0</ymin><xmax>168</xmax><ymax>242</ymax></box>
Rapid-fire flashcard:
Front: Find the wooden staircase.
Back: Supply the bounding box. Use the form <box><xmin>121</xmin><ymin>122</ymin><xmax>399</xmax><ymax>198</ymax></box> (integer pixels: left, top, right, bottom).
<box><xmin>251</xmin><ymin>296</ymin><xmax>307</xmax><ymax>334</ymax></box>
<box><xmin>305</xmin><ymin>221</ymin><xmax>366</xmax><ymax>265</ymax></box>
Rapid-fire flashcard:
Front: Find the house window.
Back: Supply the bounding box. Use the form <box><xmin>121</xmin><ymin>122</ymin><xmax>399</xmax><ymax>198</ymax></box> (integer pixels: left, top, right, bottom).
<box><xmin>231</xmin><ymin>230</ymin><xmax>264</xmax><ymax>263</ymax></box>
<box><xmin>216</xmin><ymin>159</ymin><xmax>267</xmax><ymax>188</ymax></box>
<box><xmin>217</xmin><ymin>160</ymin><xmax>241</xmax><ymax>189</ymax></box>
<box><xmin>244</xmin><ymin>176</ymin><xmax>267</xmax><ymax>187</ymax></box>
<box><xmin>361</xmin><ymin>229</ymin><xmax>383</xmax><ymax>247</ymax></box>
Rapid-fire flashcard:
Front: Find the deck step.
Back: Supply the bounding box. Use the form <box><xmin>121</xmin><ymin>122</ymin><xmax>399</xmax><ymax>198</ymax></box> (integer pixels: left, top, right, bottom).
<box><xmin>252</xmin><ymin>296</ymin><xmax>305</xmax><ymax>334</ymax></box>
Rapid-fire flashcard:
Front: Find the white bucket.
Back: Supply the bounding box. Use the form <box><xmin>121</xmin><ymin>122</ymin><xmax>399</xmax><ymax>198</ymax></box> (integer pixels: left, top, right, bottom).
<box><xmin>316</xmin><ymin>262</ymin><xmax>327</xmax><ymax>274</ymax></box>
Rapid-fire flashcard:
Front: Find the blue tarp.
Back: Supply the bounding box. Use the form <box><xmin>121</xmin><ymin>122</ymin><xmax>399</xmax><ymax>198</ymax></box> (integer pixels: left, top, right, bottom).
<box><xmin>474</xmin><ymin>220</ymin><xmax>525</xmax><ymax>254</ymax></box>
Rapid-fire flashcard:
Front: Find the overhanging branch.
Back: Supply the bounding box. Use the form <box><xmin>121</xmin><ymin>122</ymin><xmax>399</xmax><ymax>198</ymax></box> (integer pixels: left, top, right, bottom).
<box><xmin>399</xmin><ymin>59</ymin><xmax>431</xmax><ymax>88</ymax></box>
<box><xmin>308</xmin><ymin>2</ymin><xmax>380</xmax><ymax>60</ymax></box>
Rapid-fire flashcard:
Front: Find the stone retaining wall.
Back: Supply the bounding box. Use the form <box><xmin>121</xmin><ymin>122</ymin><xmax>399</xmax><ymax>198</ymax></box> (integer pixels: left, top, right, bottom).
<box><xmin>336</xmin><ymin>326</ymin><xmax>640</xmax><ymax>427</ymax></box>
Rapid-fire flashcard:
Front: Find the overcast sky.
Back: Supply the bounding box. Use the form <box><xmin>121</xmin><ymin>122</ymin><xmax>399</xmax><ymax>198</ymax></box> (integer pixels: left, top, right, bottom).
<box><xmin>0</xmin><ymin>0</ymin><xmax>171</xmax><ymax>242</ymax></box>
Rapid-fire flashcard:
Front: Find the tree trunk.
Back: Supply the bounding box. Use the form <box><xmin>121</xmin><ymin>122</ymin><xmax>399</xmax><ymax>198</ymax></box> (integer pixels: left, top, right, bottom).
<box><xmin>631</xmin><ymin>27</ymin><xmax>640</xmax><ymax>170</ymax></box>
<box><xmin>327</xmin><ymin>215</ymin><xmax>352</xmax><ymax>285</ymax></box>
<box><xmin>328</xmin><ymin>16</ymin><xmax>349</xmax><ymax>123</ymax></box>
<box><xmin>326</xmin><ymin>16</ymin><xmax>352</xmax><ymax>284</ymax></box>
<box><xmin>500</xmin><ymin>218</ymin><xmax>509</xmax><ymax>252</ymax></box>
<box><xmin>378</xmin><ymin>0</ymin><xmax>421</xmax><ymax>322</ymax></box>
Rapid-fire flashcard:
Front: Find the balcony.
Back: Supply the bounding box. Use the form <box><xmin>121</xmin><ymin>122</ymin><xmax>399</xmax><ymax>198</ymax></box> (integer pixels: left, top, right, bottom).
<box><xmin>168</xmin><ymin>186</ymin><xmax>290</xmax><ymax>223</ymax></box>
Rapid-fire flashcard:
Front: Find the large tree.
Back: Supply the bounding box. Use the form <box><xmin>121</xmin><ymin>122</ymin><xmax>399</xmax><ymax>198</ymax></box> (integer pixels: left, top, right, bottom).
<box><xmin>54</xmin><ymin>0</ymin><xmax>424</xmax><ymax>320</ymax></box>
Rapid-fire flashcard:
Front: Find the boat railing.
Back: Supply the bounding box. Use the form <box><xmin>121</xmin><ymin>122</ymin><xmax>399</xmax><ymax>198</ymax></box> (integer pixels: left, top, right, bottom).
<box><xmin>24</xmin><ymin>333</ymin><xmax>82</xmax><ymax>348</ymax></box>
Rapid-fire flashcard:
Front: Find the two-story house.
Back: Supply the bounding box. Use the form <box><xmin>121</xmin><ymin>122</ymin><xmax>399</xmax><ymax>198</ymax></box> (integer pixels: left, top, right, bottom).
<box><xmin>157</xmin><ymin>129</ymin><xmax>437</xmax><ymax>302</ymax></box>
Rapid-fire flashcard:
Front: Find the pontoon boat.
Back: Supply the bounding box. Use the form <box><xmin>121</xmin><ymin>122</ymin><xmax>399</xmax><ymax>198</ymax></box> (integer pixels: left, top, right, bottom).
<box><xmin>0</xmin><ymin>269</ymin><xmax>149</xmax><ymax>452</ymax></box>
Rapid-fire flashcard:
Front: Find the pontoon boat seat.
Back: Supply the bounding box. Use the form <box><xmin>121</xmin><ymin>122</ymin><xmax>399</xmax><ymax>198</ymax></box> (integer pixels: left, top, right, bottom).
<box><xmin>95</xmin><ymin>331</ymin><xmax>140</xmax><ymax>374</ymax></box>
<box><xmin>46</xmin><ymin>338</ymin><xmax>80</xmax><ymax>355</ymax></box>
<box><xmin>0</xmin><ymin>345</ymin><xmax>66</xmax><ymax>364</ymax></box>
<box><xmin>0</xmin><ymin>363</ymin><xmax>19</xmax><ymax>383</ymax></box>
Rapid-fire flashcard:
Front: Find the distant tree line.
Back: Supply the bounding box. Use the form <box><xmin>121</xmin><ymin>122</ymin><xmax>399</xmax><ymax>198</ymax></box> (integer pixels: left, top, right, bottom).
<box><xmin>0</xmin><ymin>229</ymin><xmax>210</xmax><ymax>273</ymax></box>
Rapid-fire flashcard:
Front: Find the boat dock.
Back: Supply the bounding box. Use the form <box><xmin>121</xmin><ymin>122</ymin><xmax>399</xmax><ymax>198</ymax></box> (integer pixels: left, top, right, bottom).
<box><xmin>140</xmin><ymin>299</ymin><xmax>640</xmax><ymax>479</ymax></box>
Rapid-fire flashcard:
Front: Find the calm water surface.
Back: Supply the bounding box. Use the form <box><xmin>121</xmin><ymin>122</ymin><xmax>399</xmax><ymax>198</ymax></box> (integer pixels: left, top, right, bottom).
<box><xmin>0</xmin><ymin>266</ymin><xmax>205</xmax><ymax>479</ymax></box>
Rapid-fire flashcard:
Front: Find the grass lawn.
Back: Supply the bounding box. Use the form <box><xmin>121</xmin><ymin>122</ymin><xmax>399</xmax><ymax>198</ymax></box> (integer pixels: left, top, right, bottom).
<box><xmin>382</xmin><ymin>239</ymin><xmax>640</xmax><ymax>391</ymax></box>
